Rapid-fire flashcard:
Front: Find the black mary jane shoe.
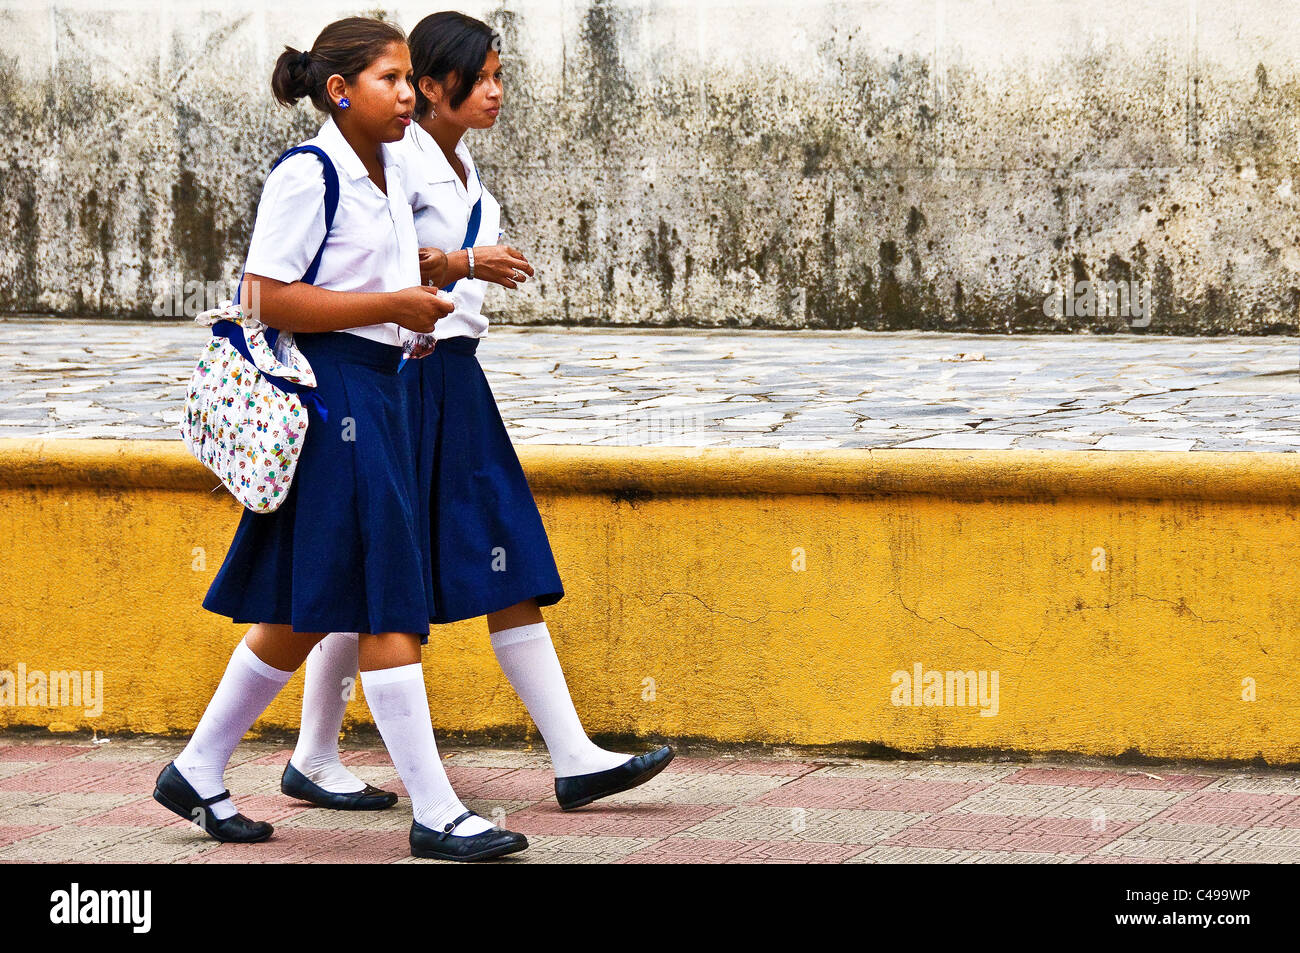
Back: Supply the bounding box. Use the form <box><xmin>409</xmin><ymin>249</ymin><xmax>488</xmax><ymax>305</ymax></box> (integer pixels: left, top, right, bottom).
<box><xmin>152</xmin><ymin>762</ymin><xmax>273</xmax><ymax>844</ymax></box>
<box><xmin>409</xmin><ymin>810</ymin><xmax>529</xmax><ymax>862</ymax></box>
<box><xmin>280</xmin><ymin>762</ymin><xmax>398</xmax><ymax>811</ymax></box>
<box><xmin>554</xmin><ymin>745</ymin><xmax>676</xmax><ymax>811</ymax></box>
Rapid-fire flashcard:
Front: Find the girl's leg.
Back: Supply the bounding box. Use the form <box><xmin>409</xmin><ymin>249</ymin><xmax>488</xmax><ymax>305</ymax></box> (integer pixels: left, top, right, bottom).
<box><xmin>485</xmin><ymin>599</ymin><xmax>633</xmax><ymax>777</ymax></box>
<box><xmin>173</xmin><ymin>623</ymin><xmax>325</xmax><ymax>819</ymax></box>
<box><xmin>357</xmin><ymin>631</ymin><xmax>495</xmax><ymax>836</ymax></box>
<box><xmin>288</xmin><ymin>631</ymin><xmax>369</xmax><ymax>793</ymax></box>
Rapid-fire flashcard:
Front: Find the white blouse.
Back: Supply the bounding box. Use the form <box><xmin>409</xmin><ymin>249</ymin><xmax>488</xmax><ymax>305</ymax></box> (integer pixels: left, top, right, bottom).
<box><xmin>391</xmin><ymin>120</ymin><xmax>501</xmax><ymax>340</ymax></box>
<box><xmin>242</xmin><ymin>116</ymin><xmax>422</xmax><ymax>347</ymax></box>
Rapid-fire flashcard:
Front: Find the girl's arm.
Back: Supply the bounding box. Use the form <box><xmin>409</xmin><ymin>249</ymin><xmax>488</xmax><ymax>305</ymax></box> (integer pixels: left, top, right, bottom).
<box><xmin>241</xmin><ymin>274</ymin><xmax>452</xmax><ymax>334</ymax></box>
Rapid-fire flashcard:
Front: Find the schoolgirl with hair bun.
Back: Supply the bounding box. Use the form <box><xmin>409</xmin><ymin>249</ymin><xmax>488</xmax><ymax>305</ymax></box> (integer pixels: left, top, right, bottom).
<box><xmin>153</xmin><ymin>15</ymin><xmax>530</xmax><ymax>862</ymax></box>
<box><xmin>289</xmin><ymin>10</ymin><xmax>673</xmax><ymax>818</ymax></box>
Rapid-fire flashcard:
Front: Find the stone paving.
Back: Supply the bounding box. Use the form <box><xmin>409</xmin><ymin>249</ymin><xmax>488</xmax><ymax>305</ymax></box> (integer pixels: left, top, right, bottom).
<box><xmin>1</xmin><ymin>317</ymin><xmax>1297</xmax><ymax>450</ymax></box>
<box><xmin>2</xmin><ymin>736</ymin><xmax>1299</xmax><ymax>863</ymax></box>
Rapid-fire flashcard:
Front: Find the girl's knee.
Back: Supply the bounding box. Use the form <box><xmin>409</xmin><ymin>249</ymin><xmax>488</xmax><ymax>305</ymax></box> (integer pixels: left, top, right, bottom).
<box><xmin>358</xmin><ymin>631</ymin><xmax>424</xmax><ymax>670</ymax></box>
<box><xmin>245</xmin><ymin>624</ymin><xmax>328</xmax><ymax>672</ymax></box>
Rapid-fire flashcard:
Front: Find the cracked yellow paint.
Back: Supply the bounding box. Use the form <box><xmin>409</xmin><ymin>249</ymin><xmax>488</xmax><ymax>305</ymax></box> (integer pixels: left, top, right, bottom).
<box><xmin>1</xmin><ymin>439</ymin><xmax>1297</xmax><ymax>763</ymax></box>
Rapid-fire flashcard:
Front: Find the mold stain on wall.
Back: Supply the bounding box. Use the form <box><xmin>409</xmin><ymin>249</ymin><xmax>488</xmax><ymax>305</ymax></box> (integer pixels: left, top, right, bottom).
<box><xmin>0</xmin><ymin>1</ymin><xmax>1297</xmax><ymax>334</ymax></box>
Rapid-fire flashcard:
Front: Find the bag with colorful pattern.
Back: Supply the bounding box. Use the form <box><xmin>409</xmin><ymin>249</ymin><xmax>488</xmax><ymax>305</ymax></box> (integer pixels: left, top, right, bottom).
<box><xmin>178</xmin><ymin>144</ymin><xmax>340</xmax><ymax>513</ymax></box>
<box><xmin>181</xmin><ymin>308</ymin><xmax>320</xmax><ymax>512</ymax></box>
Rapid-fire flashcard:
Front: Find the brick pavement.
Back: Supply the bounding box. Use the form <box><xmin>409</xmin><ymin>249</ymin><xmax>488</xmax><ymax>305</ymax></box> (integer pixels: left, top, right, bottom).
<box><xmin>2</xmin><ymin>736</ymin><xmax>1298</xmax><ymax>863</ymax></box>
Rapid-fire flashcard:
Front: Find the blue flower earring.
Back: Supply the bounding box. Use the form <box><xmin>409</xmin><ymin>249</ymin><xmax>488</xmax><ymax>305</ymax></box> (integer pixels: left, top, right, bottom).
<box><xmin>338</xmin><ymin>97</ymin><xmax>350</xmax><ymax>109</ymax></box>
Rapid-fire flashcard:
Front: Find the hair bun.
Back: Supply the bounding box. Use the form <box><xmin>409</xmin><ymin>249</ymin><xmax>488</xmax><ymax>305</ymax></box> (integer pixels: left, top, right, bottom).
<box><xmin>270</xmin><ymin>18</ymin><xmax>406</xmax><ymax>112</ymax></box>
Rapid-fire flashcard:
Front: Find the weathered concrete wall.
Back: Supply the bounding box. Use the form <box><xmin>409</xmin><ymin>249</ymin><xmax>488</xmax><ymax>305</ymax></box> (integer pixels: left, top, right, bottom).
<box><xmin>1</xmin><ymin>0</ymin><xmax>1298</xmax><ymax>332</ymax></box>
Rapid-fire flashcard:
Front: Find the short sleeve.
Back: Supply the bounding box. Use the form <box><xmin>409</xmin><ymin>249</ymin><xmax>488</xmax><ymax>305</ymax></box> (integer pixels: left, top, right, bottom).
<box><xmin>243</xmin><ymin>153</ymin><xmax>328</xmax><ymax>283</ymax></box>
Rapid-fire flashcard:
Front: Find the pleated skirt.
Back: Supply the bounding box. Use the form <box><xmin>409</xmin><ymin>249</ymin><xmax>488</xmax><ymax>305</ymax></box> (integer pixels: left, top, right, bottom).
<box><xmin>408</xmin><ymin>335</ymin><xmax>565</xmax><ymax>625</ymax></box>
<box><xmin>202</xmin><ymin>330</ymin><xmax>434</xmax><ymax>641</ymax></box>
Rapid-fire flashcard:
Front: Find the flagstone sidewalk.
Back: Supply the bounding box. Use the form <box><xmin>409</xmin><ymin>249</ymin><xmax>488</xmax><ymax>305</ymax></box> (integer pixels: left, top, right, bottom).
<box><xmin>2</xmin><ymin>736</ymin><xmax>1298</xmax><ymax>863</ymax></box>
<box><xmin>1</xmin><ymin>317</ymin><xmax>1296</xmax><ymax>451</ymax></box>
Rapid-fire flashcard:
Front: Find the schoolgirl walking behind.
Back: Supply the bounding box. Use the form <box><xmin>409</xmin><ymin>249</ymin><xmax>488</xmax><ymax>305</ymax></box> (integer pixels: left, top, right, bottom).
<box><xmin>284</xmin><ymin>11</ymin><xmax>673</xmax><ymax>815</ymax></box>
<box><xmin>153</xmin><ymin>16</ymin><xmax>530</xmax><ymax>861</ymax></box>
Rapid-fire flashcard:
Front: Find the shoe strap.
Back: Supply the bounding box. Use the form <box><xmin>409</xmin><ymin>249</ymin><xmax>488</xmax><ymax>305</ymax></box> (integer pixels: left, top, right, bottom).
<box><xmin>198</xmin><ymin>789</ymin><xmax>232</xmax><ymax>808</ymax></box>
<box><xmin>438</xmin><ymin>810</ymin><xmax>480</xmax><ymax>839</ymax></box>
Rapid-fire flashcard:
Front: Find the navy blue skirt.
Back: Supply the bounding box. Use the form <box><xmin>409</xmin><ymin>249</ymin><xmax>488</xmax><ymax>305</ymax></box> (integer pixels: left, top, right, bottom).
<box><xmin>408</xmin><ymin>336</ymin><xmax>564</xmax><ymax>625</ymax></box>
<box><xmin>203</xmin><ymin>331</ymin><xmax>434</xmax><ymax>641</ymax></box>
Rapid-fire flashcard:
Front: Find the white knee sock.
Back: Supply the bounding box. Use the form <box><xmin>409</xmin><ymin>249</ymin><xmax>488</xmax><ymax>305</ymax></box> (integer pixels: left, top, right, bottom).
<box><xmin>289</xmin><ymin>632</ymin><xmax>366</xmax><ymax>793</ymax></box>
<box><xmin>174</xmin><ymin>636</ymin><xmax>294</xmax><ymax>820</ymax></box>
<box><xmin>360</xmin><ymin>663</ymin><xmax>494</xmax><ymax>836</ymax></box>
<box><xmin>489</xmin><ymin>622</ymin><xmax>632</xmax><ymax>777</ymax></box>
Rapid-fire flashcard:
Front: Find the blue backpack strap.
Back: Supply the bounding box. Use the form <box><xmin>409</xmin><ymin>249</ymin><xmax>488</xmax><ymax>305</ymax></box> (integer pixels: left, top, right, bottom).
<box><xmin>220</xmin><ymin>144</ymin><xmax>341</xmax><ymax>420</ymax></box>
<box><xmin>269</xmin><ymin>144</ymin><xmax>340</xmax><ymax>286</ymax></box>
<box><xmin>440</xmin><ymin>167</ymin><xmax>484</xmax><ymax>294</ymax></box>
<box><xmin>232</xmin><ymin>144</ymin><xmax>340</xmax><ymax>305</ymax></box>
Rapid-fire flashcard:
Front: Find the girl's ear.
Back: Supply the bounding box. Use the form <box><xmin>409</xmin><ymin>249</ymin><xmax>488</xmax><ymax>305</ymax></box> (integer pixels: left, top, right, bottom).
<box><xmin>325</xmin><ymin>73</ymin><xmax>348</xmax><ymax>108</ymax></box>
<box><xmin>418</xmin><ymin>75</ymin><xmax>444</xmax><ymax>111</ymax></box>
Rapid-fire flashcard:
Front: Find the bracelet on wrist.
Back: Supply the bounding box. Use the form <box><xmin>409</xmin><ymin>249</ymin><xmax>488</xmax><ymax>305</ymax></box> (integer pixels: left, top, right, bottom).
<box><xmin>468</xmin><ymin>247</ymin><xmax>475</xmax><ymax>280</ymax></box>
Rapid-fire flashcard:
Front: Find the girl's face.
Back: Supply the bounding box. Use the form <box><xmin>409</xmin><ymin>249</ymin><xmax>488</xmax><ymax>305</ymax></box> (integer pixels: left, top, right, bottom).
<box><xmin>334</xmin><ymin>41</ymin><xmax>416</xmax><ymax>142</ymax></box>
<box><xmin>423</xmin><ymin>48</ymin><xmax>503</xmax><ymax>129</ymax></box>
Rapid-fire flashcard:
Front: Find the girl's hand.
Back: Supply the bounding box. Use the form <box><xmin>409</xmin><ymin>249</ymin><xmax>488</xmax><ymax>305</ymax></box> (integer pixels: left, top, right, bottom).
<box><xmin>472</xmin><ymin>245</ymin><xmax>535</xmax><ymax>289</ymax></box>
<box><xmin>418</xmin><ymin>247</ymin><xmax>448</xmax><ymax>286</ymax></box>
<box><xmin>391</xmin><ymin>285</ymin><xmax>455</xmax><ymax>334</ymax></box>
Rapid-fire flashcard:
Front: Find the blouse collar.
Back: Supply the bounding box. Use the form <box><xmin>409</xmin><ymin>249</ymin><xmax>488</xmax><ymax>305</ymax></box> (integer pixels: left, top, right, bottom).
<box><xmin>409</xmin><ymin>120</ymin><xmax>480</xmax><ymax>200</ymax></box>
<box><xmin>316</xmin><ymin>115</ymin><xmax>401</xmax><ymax>183</ymax></box>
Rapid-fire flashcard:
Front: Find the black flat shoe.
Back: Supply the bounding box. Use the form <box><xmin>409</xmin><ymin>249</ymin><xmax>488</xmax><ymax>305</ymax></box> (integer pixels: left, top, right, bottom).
<box><xmin>152</xmin><ymin>762</ymin><xmax>273</xmax><ymax>844</ymax></box>
<box><xmin>280</xmin><ymin>762</ymin><xmax>398</xmax><ymax>811</ymax></box>
<box><xmin>554</xmin><ymin>745</ymin><xmax>675</xmax><ymax>811</ymax></box>
<box><xmin>409</xmin><ymin>810</ymin><xmax>529</xmax><ymax>861</ymax></box>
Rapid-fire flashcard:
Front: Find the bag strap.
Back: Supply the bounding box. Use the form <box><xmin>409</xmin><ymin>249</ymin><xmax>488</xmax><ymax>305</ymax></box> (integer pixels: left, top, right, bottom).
<box><xmin>269</xmin><ymin>145</ymin><xmax>341</xmax><ymax>286</ymax></box>
<box><xmin>440</xmin><ymin>167</ymin><xmax>483</xmax><ymax>294</ymax></box>
<box><xmin>211</xmin><ymin>321</ymin><xmax>329</xmax><ymax>421</ymax></box>
<box><xmin>215</xmin><ymin>144</ymin><xmax>341</xmax><ymax>418</ymax></box>
<box><xmin>232</xmin><ymin>144</ymin><xmax>341</xmax><ymax>308</ymax></box>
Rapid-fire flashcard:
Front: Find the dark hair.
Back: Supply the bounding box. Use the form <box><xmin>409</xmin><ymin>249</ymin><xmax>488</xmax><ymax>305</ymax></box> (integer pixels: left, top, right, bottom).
<box><xmin>271</xmin><ymin>16</ymin><xmax>407</xmax><ymax>113</ymax></box>
<box><xmin>408</xmin><ymin>11</ymin><xmax>500</xmax><ymax>120</ymax></box>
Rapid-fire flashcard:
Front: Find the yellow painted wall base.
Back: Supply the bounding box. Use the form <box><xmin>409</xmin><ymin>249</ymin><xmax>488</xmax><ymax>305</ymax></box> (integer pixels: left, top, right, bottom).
<box><xmin>1</xmin><ymin>439</ymin><xmax>1297</xmax><ymax>763</ymax></box>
